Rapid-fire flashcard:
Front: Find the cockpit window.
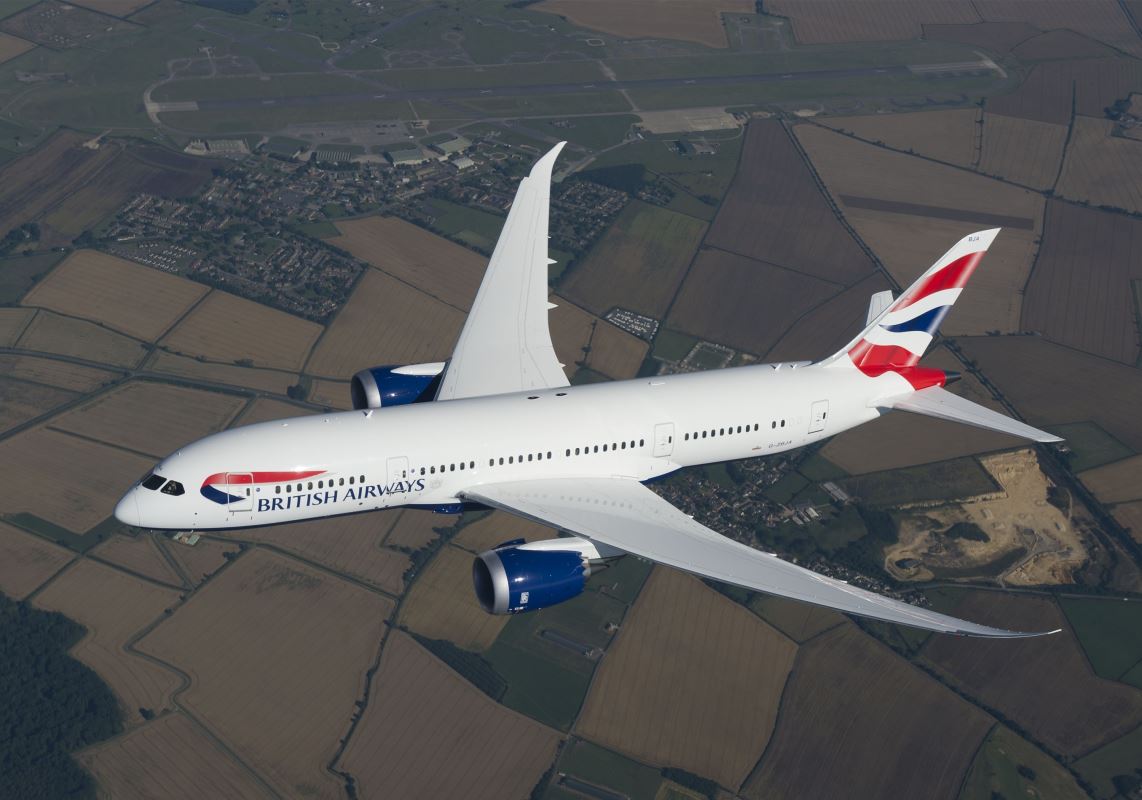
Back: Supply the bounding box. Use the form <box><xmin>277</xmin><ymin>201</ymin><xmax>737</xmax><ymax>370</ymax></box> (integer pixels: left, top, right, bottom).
<box><xmin>160</xmin><ymin>480</ymin><xmax>185</xmax><ymax>496</ymax></box>
<box><xmin>141</xmin><ymin>474</ymin><xmax>166</xmax><ymax>491</ymax></box>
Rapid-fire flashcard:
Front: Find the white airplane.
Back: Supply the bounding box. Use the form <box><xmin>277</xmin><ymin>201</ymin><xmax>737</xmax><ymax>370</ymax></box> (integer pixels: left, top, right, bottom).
<box><xmin>116</xmin><ymin>143</ymin><xmax>1062</xmax><ymax>638</ymax></box>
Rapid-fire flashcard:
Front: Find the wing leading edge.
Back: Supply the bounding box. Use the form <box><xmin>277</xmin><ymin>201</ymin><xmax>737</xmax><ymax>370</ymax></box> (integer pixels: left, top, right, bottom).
<box><xmin>462</xmin><ymin>477</ymin><xmax>1059</xmax><ymax>638</ymax></box>
<box><xmin>436</xmin><ymin>142</ymin><xmax>569</xmax><ymax>402</ymax></box>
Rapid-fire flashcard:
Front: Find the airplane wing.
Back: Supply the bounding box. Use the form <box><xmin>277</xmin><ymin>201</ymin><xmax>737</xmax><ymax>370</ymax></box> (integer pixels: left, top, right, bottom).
<box><xmin>462</xmin><ymin>477</ymin><xmax>1059</xmax><ymax>638</ymax></box>
<box><xmin>436</xmin><ymin>143</ymin><xmax>570</xmax><ymax>401</ymax></box>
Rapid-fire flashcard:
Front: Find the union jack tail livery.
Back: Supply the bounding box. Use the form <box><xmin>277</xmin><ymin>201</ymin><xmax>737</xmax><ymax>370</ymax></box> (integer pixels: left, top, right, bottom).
<box><xmin>828</xmin><ymin>228</ymin><xmax>999</xmax><ymax>389</ymax></box>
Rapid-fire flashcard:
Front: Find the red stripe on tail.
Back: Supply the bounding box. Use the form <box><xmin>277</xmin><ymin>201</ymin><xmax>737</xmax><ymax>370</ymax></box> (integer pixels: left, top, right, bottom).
<box><xmin>895</xmin><ymin>251</ymin><xmax>984</xmax><ymax>309</ymax></box>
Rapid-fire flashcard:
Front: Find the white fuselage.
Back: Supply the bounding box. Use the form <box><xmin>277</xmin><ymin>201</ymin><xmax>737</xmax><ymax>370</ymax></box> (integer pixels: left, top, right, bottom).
<box><xmin>115</xmin><ymin>362</ymin><xmax>891</xmax><ymax>531</ymax></box>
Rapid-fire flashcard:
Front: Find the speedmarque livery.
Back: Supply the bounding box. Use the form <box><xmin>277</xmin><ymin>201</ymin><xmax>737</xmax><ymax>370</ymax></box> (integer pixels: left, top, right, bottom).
<box><xmin>116</xmin><ymin>143</ymin><xmax>1062</xmax><ymax>638</ymax></box>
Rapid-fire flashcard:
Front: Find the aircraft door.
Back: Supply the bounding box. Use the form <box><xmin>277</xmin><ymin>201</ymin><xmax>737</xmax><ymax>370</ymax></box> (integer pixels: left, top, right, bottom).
<box><xmin>387</xmin><ymin>456</ymin><xmax>409</xmax><ymax>485</ymax></box>
<box><xmin>225</xmin><ymin>472</ymin><xmax>253</xmax><ymax>513</ymax></box>
<box><xmin>809</xmin><ymin>400</ymin><xmax>828</xmax><ymax>434</ymax></box>
<box><xmin>653</xmin><ymin>423</ymin><xmax>674</xmax><ymax>458</ymax></box>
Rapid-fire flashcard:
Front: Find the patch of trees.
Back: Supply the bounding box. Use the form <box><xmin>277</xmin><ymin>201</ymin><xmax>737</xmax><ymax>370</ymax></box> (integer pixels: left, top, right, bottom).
<box><xmin>661</xmin><ymin>767</ymin><xmax>718</xmax><ymax>798</ymax></box>
<box><xmin>0</xmin><ymin>592</ymin><xmax>122</xmax><ymax>799</ymax></box>
<box><xmin>942</xmin><ymin>521</ymin><xmax>990</xmax><ymax>543</ymax></box>
<box><xmin>0</xmin><ymin>222</ymin><xmax>39</xmax><ymax>256</ymax></box>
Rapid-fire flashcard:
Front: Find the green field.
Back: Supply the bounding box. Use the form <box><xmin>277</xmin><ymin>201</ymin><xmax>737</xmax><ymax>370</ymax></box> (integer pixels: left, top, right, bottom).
<box><xmin>0</xmin><ymin>252</ymin><xmax>63</xmax><ymax>304</ymax></box>
<box><xmin>1075</xmin><ymin>723</ymin><xmax>1142</xmax><ymax>799</ymax></box>
<box><xmin>423</xmin><ymin>198</ymin><xmax>505</xmax><ymax>254</ymax></box>
<box><xmin>1048</xmin><ymin>422</ymin><xmax>1133</xmax><ymax>472</ymax></box>
<box><xmin>797</xmin><ymin>451</ymin><xmax>848</xmax><ymax>482</ymax></box>
<box><xmin>1059</xmin><ymin>598</ymin><xmax>1142</xmax><ymax>688</ymax></box>
<box><xmin>509</xmin><ymin>115</ymin><xmax>638</xmax><ymax>151</ymax></box>
<box><xmin>841</xmin><ymin>457</ymin><xmax>999</xmax><ymax>508</ymax></box>
<box><xmin>764</xmin><ymin>472</ymin><xmax>809</xmax><ymax>504</ymax></box>
<box><xmin>651</xmin><ymin>328</ymin><xmax>697</xmax><ymax>362</ymax></box>
<box><xmin>588</xmin><ymin>554</ymin><xmax>652</xmax><ymax>606</ymax></box>
<box><xmin>544</xmin><ymin>739</ymin><xmax>663</xmax><ymax>800</ymax></box>
<box><xmin>748</xmin><ymin>594</ymin><xmax>843</xmax><ymax>643</ymax></box>
<box><xmin>960</xmin><ymin>726</ymin><xmax>1088</xmax><ymax>800</ymax></box>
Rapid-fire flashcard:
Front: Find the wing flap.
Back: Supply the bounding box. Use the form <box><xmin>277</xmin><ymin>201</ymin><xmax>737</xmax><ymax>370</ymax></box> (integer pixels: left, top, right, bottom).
<box><xmin>436</xmin><ymin>143</ymin><xmax>569</xmax><ymax>401</ymax></box>
<box><xmin>882</xmin><ymin>386</ymin><xmax>1062</xmax><ymax>443</ymax></box>
<box><xmin>463</xmin><ymin>477</ymin><xmax>1057</xmax><ymax>638</ymax></box>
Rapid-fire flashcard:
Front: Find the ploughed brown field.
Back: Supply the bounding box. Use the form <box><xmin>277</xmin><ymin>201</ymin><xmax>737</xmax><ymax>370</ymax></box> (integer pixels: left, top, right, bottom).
<box><xmin>0</xmin><ymin>377</ymin><xmax>76</xmax><ymax>434</ymax></box>
<box><xmin>922</xmin><ymin>591</ymin><xmax>1142</xmax><ymax>755</ymax></box>
<box><xmin>818</xmin><ymin>109</ymin><xmax>980</xmax><ymax>168</ymax></box>
<box><xmin>577</xmin><ymin>568</ymin><xmax>796</xmax><ymax>790</ymax></box>
<box><xmin>399</xmin><ymin>544</ymin><xmax>509</xmax><ymax>651</ymax></box>
<box><xmin>0</xmin><ymin>521</ymin><xmax>73</xmax><ymax>599</ymax></box>
<box><xmin>17</xmin><ymin>310</ymin><xmax>148</xmax><ymax>368</ymax></box>
<box><xmin>1021</xmin><ymin>200</ymin><xmax>1142</xmax><ymax>365</ymax></box>
<box><xmin>337</xmin><ymin>632</ymin><xmax>562</xmax><ymax>799</ymax></box>
<box><xmin>763</xmin><ymin>0</ymin><xmax>978</xmax><ymax>44</ymax></box>
<box><xmin>535</xmin><ymin>0</ymin><xmax>754</xmax><ymax>48</ymax></box>
<box><xmin>977</xmin><ymin>113</ymin><xmax>1067</xmax><ymax>190</ymax></box>
<box><xmin>745</xmin><ymin>624</ymin><xmax>992</xmax><ymax>800</ymax></box>
<box><xmin>1056</xmin><ymin>116</ymin><xmax>1142</xmax><ymax>214</ymax></box>
<box><xmin>90</xmin><ymin>533</ymin><xmax>183</xmax><ymax>588</ymax></box>
<box><xmin>145</xmin><ymin>351</ymin><xmax>296</xmax><ymax>397</ymax></box>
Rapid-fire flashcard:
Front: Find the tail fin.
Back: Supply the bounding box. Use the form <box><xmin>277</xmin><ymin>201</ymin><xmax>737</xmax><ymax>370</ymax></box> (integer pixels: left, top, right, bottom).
<box><xmin>826</xmin><ymin>228</ymin><xmax>1000</xmax><ymax>384</ymax></box>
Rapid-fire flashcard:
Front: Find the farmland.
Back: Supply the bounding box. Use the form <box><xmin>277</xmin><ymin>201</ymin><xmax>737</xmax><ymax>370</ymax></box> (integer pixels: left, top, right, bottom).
<box><xmin>818</xmin><ymin>109</ymin><xmax>980</xmax><ymax>168</ymax></box>
<box><xmin>233</xmin><ymin>397</ymin><xmax>308</xmax><ymax>427</ymax></box>
<box><xmin>0</xmin><ymin>426</ymin><xmax>152</xmax><ymax>533</ymax></box>
<box><xmin>307</xmin><ymin>269</ymin><xmax>464</xmax><ymax>379</ymax></box>
<box><xmin>0</xmin><ymin>307</ymin><xmax>34</xmax><ymax>346</ymax></box>
<box><xmin>21</xmin><ymin>250</ymin><xmax>206</xmax><ymax>341</ymax></box>
<box><xmin>145</xmin><ymin>351</ymin><xmax>296</xmax><ymax>396</ymax></box>
<box><xmin>576</xmin><ymin>569</ymin><xmax>796</xmax><ymax>789</ymax></box>
<box><xmin>959</xmin><ymin>726</ymin><xmax>1088</xmax><ymax>800</ymax></box>
<box><xmin>138</xmin><ymin>550</ymin><xmax>393</xmax><ymax>797</ymax></box>
<box><xmin>453</xmin><ymin>509</ymin><xmax>559</xmax><ymax>554</ymax></box>
<box><xmin>33</xmin><ymin>559</ymin><xmax>182</xmax><ymax>727</ymax></box>
<box><xmin>308</xmin><ymin>378</ymin><xmax>351</xmax><ymax>410</ymax></box>
<box><xmin>0</xmin><ymin>376</ymin><xmax>74</xmax><ymax>432</ymax></box>
<box><xmin>52</xmin><ymin>381</ymin><xmax>245</xmax><ymax>458</ymax></box>
<box><xmin>561</xmin><ymin>200</ymin><xmax>707</xmax><ymax>320</ymax></box>
<box><xmin>91</xmin><ymin>533</ymin><xmax>182</xmax><ymax>588</ymax></box>
<box><xmin>707</xmin><ymin>121</ymin><xmax>875</xmax><ymax>285</ymax></box>
<box><xmin>536</xmin><ymin>0</ymin><xmax>753</xmax><ymax>48</ymax></box>
<box><xmin>16</xmin><ymin>310</ymin><xmax>148</xmax><ymax>368</ymax></box>
<box><xmin>384</xmin><ymin>508</ymin><xmax>447</xmax><ymax>550</ymax></box>
<box><xmin>329</xmin><ymin>216</ymin><xmax>484</xmax><ymax>311</ymax></box>
<box><xmin>78</xmin><ymin>712</ymin><xmax>273</xmax><ymax>800</ymax></box>
<box><xmin>974</xmin><ymin>0</ymin><xmax>1142</xmax><ymax>58</ymax></box>
<box><xmin>337</xmin><ymin>632</ymin><xmax>561</xmax><ymax>800</ymax></box>
<box><xmin>549</xmin><ymin>297</ymin><xmax>649</xmax><ymax>380</ymax></box>
<box><xmin>666</xmin><ymin>247</ymin><xmax>838</xmax><ymax>355</ymax></box>
<box><xmin>166</xmin><ymin>537</ymin><xmax>241</xmax><ymax>587</ymax></box>
<box><xmin>1074</xmin><ymin>723</ymin><xmax>1142</xmax><ymax>799</ymax></box>
<box><xmin>747</xmin><ymin>594</ymin><xmax>844</xmax><ymax>643</ymax></box>
<box><xmin>1021</xmin><ymin>201</ymin><xmax>1142</xmax><ymax>365</ymax></box>
<box><xmin>745</xmin><ymin>624</ymin><xmax>991</xmax><ymax>800</ymax></box>
<box><xmin>0</xmin><ymin>353</ymin><xmax>117</xmax><ymax>392</ymax></box>
<box><xmin>399</xmin><ymin>545</ymin><xmax>509</xmax><ymax>651</ymax></box>
<box><xmin>766</xmin><ymin>272</ymin><xmax>893</xmax><ymax>362</ymax></box>
<box><xmin>161</xmin><ymin>291</ymin><xmax>322</xmax><ymax>372</ymax></box>
<box><xmin>0</xmin><ymin>30</ymin><xmax>32</xmax><ymax>63</ymax></box>
<box><xmin>1059</xmin><ymin>597</ymin><xmax>1142</xmax><ymax>687</ymax></box>
<box><xmin>0</xmin><ymin>520</ymin><xmax>72</xmax><ymax>599</ymax></box>
<box><xmin>68</xmin><ymin>0</ymin><xmax>154</xmax><ymax>16</ymax></box>
<box><xmin>1057</xmin><ymin>116</ymin><xmax>1142</xmax><ymax>214</ymax></box>
<box><xmin>922</xmin><ymin>592</ymin><xmax>1142</xmax><ymax>755</ymax></box>
<box><xmin>1115</xmin><ymin>502</ymin><xmax>1142</xmax><ymax>546</ymax></box>
<box><xmin>840</xmin><ymin>456</ymin><xmax>999</xmax><ymax>508</ymax></box>
<box><xmin>1079</xmin><ymin>456</ymin><xmax>1142</xmax><ymax>504</ymax></box>
<box><xmin>765</xmin><ymin>0</ymin><xmax>979</xmax><ymax>43</ymax></box>
<box><xmin>978</xmin><ymin>113</ymin><xmax>1067</xmax><ymax>189</ymax></box>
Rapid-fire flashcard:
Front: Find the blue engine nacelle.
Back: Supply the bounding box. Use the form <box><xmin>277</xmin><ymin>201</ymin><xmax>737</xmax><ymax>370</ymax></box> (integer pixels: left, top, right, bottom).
<box><xmin>350</xmin><ymin>362</ymin><xmax>446</xmax><ymax>409</ymax></box>
<box><xmin>473</xmin><ymin>537</ymin><xmax>609</xmax><ymax>614</ymax></box>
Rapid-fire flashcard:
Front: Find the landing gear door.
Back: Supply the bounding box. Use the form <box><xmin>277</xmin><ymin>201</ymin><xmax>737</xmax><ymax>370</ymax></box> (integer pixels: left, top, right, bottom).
<box><xmin>653</xmin><ymin>423</ymin><xmax>674</xmax><ymax>458</ymax></box>
<box><xmin>809</xmin><ymin>400</ymin><xmax>828</xmax><ymax>434</ymax></box>
<box><xmin>225</xmin><ymin>472</ymin><xmax>253</xmax><ymax>513</ymax></box>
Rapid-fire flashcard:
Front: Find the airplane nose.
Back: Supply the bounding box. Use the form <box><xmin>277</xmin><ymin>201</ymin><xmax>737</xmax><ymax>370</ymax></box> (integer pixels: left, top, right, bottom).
<box><xmin>114</xmin><ymin>490</ymin><xmax>141</xmax><ymax>527</ymax></box>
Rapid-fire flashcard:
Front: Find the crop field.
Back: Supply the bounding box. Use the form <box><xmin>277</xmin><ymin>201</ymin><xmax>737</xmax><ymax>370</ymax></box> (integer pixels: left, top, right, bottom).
<box><xmin>1078</xmin><ymin>455</ymin><xmax>1142</xmax><ymax>504</ymax></box>
<box><xmin>958</xmin><ymin>335</ymin><xmax>1142</xmax><ymax>451</ymax></box>
<box><xmin>561</xmin><ymin>200</ymin><xmax>706</xmax><ymax>320</ymax></box>
<box><xmin>308</xmin><ymin>378</ymin><xmax>350</xmax><ymax>410</ymax></box>
<box><xmin>33</xmin><ymin>559</ymin><xmax>181</xmax><ymax>727</ymax></box>
<box><xmin>0</xmin><ymin>376</ymin><xmax>74</xmax><ymax>432</ymax></box>
<box><xmin>161</xmin><ymin>291</ymin><xmax>321</xmax><ymax>372</ymax></box>
<box><xmin>766</xmin><ymin>272</ymin><xmax>893</xmax><ymax>362</ymax></box>
<box><xmin>577</xmin><ymin>569</ymin><xmax>795</xmax><ymax>789</ymax></box>
<box><xmin>922</xmin><ymin>592</ymin><xmax>1142</xmax><ymax>755</ymax></box>
<box><xmin>338</xmin><ymin>632</ymin><xmax>560</xmax><ymax>799</ymax></box>
<box><xmin>1</xmin><ymin>0</ymin><xmax>138</xmax><ymax>47</ymax></box>
<box><xmin>78</xmin><ymin>712</ymin><xmax>273</xmax><ymax>800</ymax></box>
<box><xmin>974</xmin><ymin>0</ymin><xmax>1142</xmax><ymax>57</ymax></box>
<box><xmin>708</xmin><ymin>121</ymin><xmax>874</xmax><ymax>285</ymax></box>
<box><xmin>764</xmin><ymin>0</ymin><xmax>978</xmax><ymax>43</ymax></box>
<box><xmin>1057</xmin><ymin>117</ymin><xmax>1142</xmax><ymax>214</ymax></box>
<box><xmin>399</xmin><ymin>545</ymin><xmax>509</xmax><ymax>650</ymax></box>
<box><xmin>923</xmin><ymin>20</ymin><xmax>1037</xmax><ymax>53</ymax></box>
<box><xmin>666</xmin><ymin>247</ymin><xmax>838</xmax><ymax>355</ymax></box>
<box><xmin>1021</xmin><ymin>201</ymin><xmax>1141</xmax><ymax>365</ymax></box>
<box><xmin>0</xmin><ymin>520</ymin><xmax>71</xmax><ymax>598</ymax></box>
<box><xmin>384</xmin><ymin>509</ymin><xmax>447</xmax><ymax>550</ymax></box>
<box><xmin>990</xmin><ymin>58</ymin><xmax>1142</xmax><ymax>125</ymax></box>
<box><xmin>233</xmin><ymin>397</ymin><xmax>306</xmax><ymax>427</ymax></box>
<box><xmin>1011</xmin><ymin>28</ymin><xmax>1115</xmax><ymax>60</ymax></box>
<box><xmin>841</xmin><ymin>456</ymin><xmax>998</xmax><ymax>508</ymax></box>
<box><xmin>329</xmin><ymin>216</ymin><xmax>484</xmax><ymax>311</ymax></box>
<box><xmin>452</xmin><ymin>510</ymin><xmax>551</xmax><ymax>554</ymax></box>
<box><xmin>0</xmin><ymin>352</ymin><xmax>117</xmax><ymax>392</ymax></box>
<box><xmin>536</xmin><ymin>0</ymin><xmax>752</xmax><ymax>48</ymax></box>
<box><xmin>1074</xmin><ymin>722</ymin><xmax>1142</xmax><ymax>799</ymax></box>
<box><xmin>53</xmin><ymin>381</ymin><xmax>244</xmax><ymax>458</ymax></box>
<box><xmin>91</xmin><ymin>533</ymin><xmax>182</xmax><ymax>587</ymax></box>
<box><xmin>21</xmin><ymin>250</ymin><xmax>206</xmax><ymax>341</ymax></box>
<box><xmin>16</xmin><ymin>310</ymin><xmax>147</xmax><ymax>368</ymax></box>
<box><xmin>549</xmin><ymin>297</ymin><xmax>648</xmax><ymax>380</ymax></box>
<box><xmin>747</xmin><ymin>594</ymin><xmax>843</xmax><ymax>643</ymax></box>
<box><xmin>987</xmin><ymin>63</ymin><xmax>1073</xmax><ymax>125</ymax></box>
<box><xmin>1059</xmin><ymin>597</ymin><xmax>1142</xmax><ymax>687</ymax></box>
<box><xmin>0</xmin><ymin>307</ymin><xmax>33</xmax><ymax>345</ymax></box>
<box><xmin>1115</xmin><ymin>501</ymin><xmax>1142</xmax><ymax>546</ymax></box>
<box><xmin>307</xmin><ymin>269</ymin><xmax>464</xmax><ymax>380</ymax></box>
<box><xmin>745</xmin><ymin>624</ymin><xmax>990</xmax><ymax>799</ymax></box>
<box><xmin>230</xmin><ymin>511</ymin><xmax>408</xmax><ymax>596</ymax></box>
<box><xmin>167</xmin><ymin>537</ymin><xmax>241</xmax><ymax>587</ymax></box>
<box><xmin>546</xmin><ymin>739</ymin><xmax>664</xmax><ymax>800</ymax></box>
<box><xmin>0</xmin><ymin>29</ymin><xmax>32</xmax><ymax>62</ymax></box>
<box><xmin>146</xmin><ymin>351</ymin><xmax>295</xmax><ymax>396</ymax></box>
<box><xmin>819</xmin><ymin>109</ymin><xmax>980</xmax><ymax>168</ymax></box>
<box><xmin>68</xmin><ymin>0</ymin><xmax>154</xmax><ymax>17</ymax></box>
<box><xmin>1049</xmin><ymin>421</ymin><xmax>1134</xmax><ymax>472</ymax></box>
<box><xmin>977</xmin><ymin>113</ymin><xmax>1067</xmax><ymax>189</ymax></box>
<box><xmin>0</xmin><ymin>426</ymin><xmax>151</xmax><ymax>532</ymax></box>
<box><xmin>959</xmin><ymin>726</ymin><xmax>1088</xmax><ymax>800</ymax></box>
<box><xmin>138</xmin><ymin>550</ymin><xmax>393</xmax><ymax>797</ymax></box>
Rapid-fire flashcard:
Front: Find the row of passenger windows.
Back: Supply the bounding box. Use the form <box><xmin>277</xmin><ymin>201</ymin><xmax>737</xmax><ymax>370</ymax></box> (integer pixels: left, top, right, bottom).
<box><xmin>275</xmin><ymin>476</ymin><xmax>366</xmax><ymax>494</ymax></box>
<box><xmin>683</xmin><ymin>420</ymin><xmax>785</xmax><ymax>441</ymax></box>
<box><xmin>415</xmin><ymin>437</ymin><xmax>650</xmax><ymax>474</ymax></box>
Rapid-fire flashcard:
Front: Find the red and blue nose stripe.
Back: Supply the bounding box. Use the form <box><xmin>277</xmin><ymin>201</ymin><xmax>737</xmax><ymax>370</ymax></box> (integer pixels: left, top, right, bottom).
<box><xmin>200</xmin><ymin>470</ymin><xmax>325</xmax><ymax>504</ymax></box>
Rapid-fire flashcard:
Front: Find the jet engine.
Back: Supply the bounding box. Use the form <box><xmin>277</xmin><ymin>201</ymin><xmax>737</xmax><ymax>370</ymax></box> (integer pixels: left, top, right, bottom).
<box><xmin>350</xmin><ymin>362</ymin><xmax>446</xmax><ymax>409</ymax></box>
<box><xmin>473</xmin><ymin>537</ymin><xmax>623</xmax><ymax>614</ymax></box>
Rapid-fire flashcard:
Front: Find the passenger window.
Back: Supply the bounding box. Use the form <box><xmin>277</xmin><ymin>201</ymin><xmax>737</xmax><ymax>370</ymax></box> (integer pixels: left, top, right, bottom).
<box><xmin>781</xmin><ymin>420</ymin><xmax>785</xmax><ymax>427</ymax></box>
<box><xmin>772</xmin><ymin>421</ymin><xmax>777</xmax><ymax>429</ymax></box>
<box><xmin>459</xmin><ymin>462</ymin><xmax>465</xmax><ymax>471</ymax></box>
<box><xmin>161</xmin><ymin>481</ymin><xmax>184</xmax><ymax>496</ymax></box>
<box><xmin>546</xmin><ymin>452</ymin><xmax>551</xmax><ymax>459</ymax></box>
<box><xmin>450</xmin><ymin>464</ymin><xmax>455</xmax><ymax>472</ymax></box>
<box><xmin>349</xmin><ymin>477</ymin><xmax>355</xmax><ymax>485</ymax></box>
<box><xmin>566</xmin><ymin>449</ymin><xmax>571</xmax><ymax>457</ymax></box>
<box><xmin>509</xmin><ymin>456</ymin><xmax>514</xmax><ymax>464</ymax></box>
<box><xmin>430</xmin><ymin>466</ymin><xmax>436</xmax><ymax>474</ymax></box>
<box><xmin>593</xmin><ymin>445</ymin><xmax>599</xmax><ymax>453</ymax></box>
<box><xmin>603</xmin><ymin>444</ymin><xmax>608</xmax><ymax>452</ymax></box>
<box><xmin>286</xmin><ymin>484</ymin><xmax>292</xmax><ymax>493</ymax></box>
<box><xmin>639</xmin><ymin>439</ymin><xmax>645</xmax><ymax>447</ymax></box>
<box><xmin>307</xmin><ymin>482</ymin><xmax>313</xmax><ymax>490</ymax></box>
<box><xmin>575</xmin><ymin>447</ymin><xmax>580</xmax><ymax>455</ymax></box>
<box><xmin>621</xmin><ymin>442</ymin><xmax>626</xmax><ymax>449</ymax></box>
<box><xmin>470</xmin><ymin>461</ymin><xmax>475</xmax><ymax>469</ymax></box>
<box><xmin>499</xmin><ymin>457</ymin><xmax>504</xmax><ymax>465</ymax></box>
<box><xmin>141</xmin><ymin>474</ymin><xmax>165</xmax><ymax>491</ymax></box>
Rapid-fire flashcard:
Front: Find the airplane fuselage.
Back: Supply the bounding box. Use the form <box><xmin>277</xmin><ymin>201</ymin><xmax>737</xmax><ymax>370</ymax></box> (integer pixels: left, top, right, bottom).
<box><xmin>116</xmin><ymin>361</ymin><xmax>885</xmax><ymax>531</ymax></box>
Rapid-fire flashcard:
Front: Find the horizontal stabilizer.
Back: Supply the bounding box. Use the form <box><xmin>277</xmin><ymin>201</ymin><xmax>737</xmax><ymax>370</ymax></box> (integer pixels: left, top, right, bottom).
<box><xmin>882</xmin><ymin>386</ymin><xmax>1062</xmax><ymax>443</ymax></box>
<box><xmin>866</xmin><ymin>290</ymin><xmax>894</xmax><ymax>326</ymax></box>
